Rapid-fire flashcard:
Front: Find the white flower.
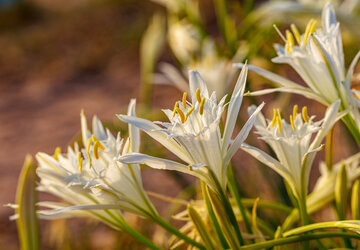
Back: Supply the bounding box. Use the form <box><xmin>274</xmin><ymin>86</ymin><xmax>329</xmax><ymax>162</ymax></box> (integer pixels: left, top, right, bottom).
<box><xmin>234</xmin><ymin>2</ymin><xmax>360</xmax><ymax>140</ymax></box>
<box><xmin>155</xmin><ymin>39</ymin><xmax>245</xmax><ymax>98</ymax></box>
<box><xmin>118</xmin><ymin>65</ymin><xmax>264</xmax><ymax>191</ymax></box>
<box><xmin>242</xmin><ymin>100</ymin><xmax>341</xmax><ymax>199</ymax></box>
<box><xmin>36</xmin><ymin>100</ymin><xmax>157</xmax><ymax>224</ymax></box>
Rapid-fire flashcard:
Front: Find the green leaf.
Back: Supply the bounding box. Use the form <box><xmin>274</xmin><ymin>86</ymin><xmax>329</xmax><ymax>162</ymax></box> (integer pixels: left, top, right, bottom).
<box><xmin>187</xmin><ymin>204</ymin><xmax>217</xmax><ymax>250</ymax></box>
<box><xmin>335</xmin><ymin>164</ymin><xmax>348</xmax><ymax>220</ymax></box>
<box><xmin>351</xmin><ymin>180</ymin><xmax>360</xmax><ymax>220</ymax></box>
<box><xmin>15</xmin><ymin>155</ymin><xmax>39</xmax><ymax>250</ymax></box>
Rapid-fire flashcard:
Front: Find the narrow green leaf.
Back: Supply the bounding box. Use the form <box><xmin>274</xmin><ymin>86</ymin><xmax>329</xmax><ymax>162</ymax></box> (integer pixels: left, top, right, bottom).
<box><xmin>15</xmin><ymin>155</ymin><xmax>39</xmax><ymax>250</ymax></box>
<box><xmin>335</xmin><ymin>164</ymin><xmax>348</xmax><ymax>220</ymax></box>
<box><xmin>351</xmin><ymin>180</ymin><xmax>360</xmax><ymax>220</ymax></box>
<box><xmin>187</xmin><ymin>205</ymin><xmax>216</xmax><ymax>250</ymax></box>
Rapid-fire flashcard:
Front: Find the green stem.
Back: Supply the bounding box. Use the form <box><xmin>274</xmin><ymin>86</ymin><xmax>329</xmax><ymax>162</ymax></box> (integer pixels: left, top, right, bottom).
<box><xmin>238</xmin><ymin>232</ymin><xmax>360</xmax><ymax>250</ymax></box>
<box><xmin>227</xmin><ymin>166</ymin><xmax>253</xmax><ymax>236</ymax></box>
<box><xmin>240</xmin><ymin>199</ymin><xmax>292</xmax><ymax>214</ymax></box>
<box><xmin>342</xmin><ymin>113</ymin><xmax>360</xmax><ymax>146</ymax></box>
<box><xmin>121</xmin><ymin>223</ymin><xmax>161</xmax><ymax>250</ymax></box>
<box><xmin>151</xmin><ymin>215</ymin><xmax>206</xmax><ymax>250</ymax></box>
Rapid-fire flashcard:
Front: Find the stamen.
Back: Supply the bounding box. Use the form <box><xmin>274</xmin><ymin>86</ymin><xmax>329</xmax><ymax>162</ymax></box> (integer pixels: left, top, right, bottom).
<box><xmin>302</xmin><ymin>106</ymin><xmax>309</xmax><ymax>123</ymax></box>
<box><xmin>199</xmin><ymin>98</ymin><xmax>205</xmax><ymax>115</ymax></box>
<box><xmin>304</xmin><ymin>19</ymin><xmax>316</xmax><ymax>46</ymax></box>
<box><xmin>172</xmin><ymin>101</ymin><xmax>179</xmax><ymax>118</ymax></box>
<box><xmin>290</xmin><ymin>115</ymin><xmax>295</xmax><ymax>131</ymax></box>
<box><xmin>270</xmin><ymin>108</ymin><xmax>277</xmax><ymax>127</ymax></box>
<box><xmin>290</xmin><ymin>24</ymin><xmax>301</xmax><ymax>45</ymax></box>
<box><xmin>175</xmin><ymin>108</ymin><xmax>185</xmax><ymax>123</ymax></box>
<box><xmin>185</xmin><ymin>107</ymin><xmax>195</xmax><ymax>121</ymax></box>
<box><xmin>286</xmin><ymin>30</ymin><xmax>294</xmax><ymax>49</ymax></box>
<box><xmin>87</xmin><ymin>137</ymin><xmax>93</xmax><ymax>167</ymax></box>
<box><xmin>196</xmin><ymin>88</ymin><xmax>201</xmax><ymax>103</ymax></box>
<box><xmin>182</xmin><ymin>92</ymin><xmax>187</xmax><ymax>109</ymax></box>
<box><xmin>276</xmin><ymin>116</ymin><xmax>282</xmax><ymax>133</ymax></box>
<box><xmin>293</xmin><ymin>105</ymin><xmax>298</xmax><ymax>119</ymax></box>
<box><xmin>93</xmin><ymin>141</ymin><xmax>101</xmax><ymax>159</ymax></box>
<box><xmin>273</xmin><ymin>24</ymin><xmax>286</xmax><ymax>43</ymax></box>
<box><xmin>77</xmin><ymin>152</ymin><xmax>83</xmax><ymax>173</ymax></box>
<box><xmin>53</xmin><ymin>147</ymin><xmax>61</xmax><ymax>161</ymax></box>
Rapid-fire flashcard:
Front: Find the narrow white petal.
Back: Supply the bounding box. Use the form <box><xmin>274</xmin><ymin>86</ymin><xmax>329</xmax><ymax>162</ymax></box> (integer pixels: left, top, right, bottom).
<box><xmin>241</xmin><ymin>143</ymin><xmax>293</xmax><ymax>184</ymax></box>
<box><xmin>248</xmin><ymin>87</ymin><xmax>329</xmax><ymax>105</ymax></box>
<box><xmin>127</xmin><ymin>99</ymin><xmax>140</xmax><ymax>153</ymax></box>
<box><xmin>233</xmin><ymin>63</ymin><xmax>301</xmax><ymax>89</ymax></box>
<box><xmin>222</xmin><ymin>65</ymin><xmax>247</xmax><ymax>153</ymax></box>
<box><xmin>80</xmin><ymin>110</ymin><xmax>89</xmax><ymax>146</ymax></box>
<box><xmin>117</xmin><ymin>114</ymin><xmax>191</xmax><ymax>162</ymax></box>
<box><xmin>118</xmin><ymin>153</ymin><xmax>210</xmax><ymax>183</ymax></box>
<box><xmin>225</xmin><ymin>103</ymin><xmax>265</xmax><ymax>165</ymax></box>
<box><xmin>322</xmin><ymin>2</ymin><xmax>337</xmax><ymax>33</ymax></box>
<box><xmin>155</xmin><ymin>62</ymin><xmax>189</xmax><ymax>92</ymax></box>
<box><xmin>346</xmin><ymin>50</ymin><xmax>360</xmax><ymax>85</ymax></box>
<box><xmin>189</xmin><ymin>70</ymin><xmax>209</xmax><ymax>103</ymax></box>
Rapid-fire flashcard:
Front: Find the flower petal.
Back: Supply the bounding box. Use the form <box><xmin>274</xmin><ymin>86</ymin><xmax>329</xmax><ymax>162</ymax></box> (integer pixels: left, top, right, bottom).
<box><xmin>189</xmin><ymin>70</ymin><xmax>209</xmax><ymax>103</ymax></box>
<box><xmin>347</xmin><ymin>50</ymin><xmax>360</xmax><ymax>85</ymax></box>
<box><xmin>222</xmin><ymin>65</ymin><xmax>247</xmax><ymax>154</ymax></box>
<box><xmin>127</xmin><ymin>99</ymin><xmax>140</xmax><ymax>153</ymax></box>
<box><xmin>225</xmin><ymin>102</ymin><xmax>265</xmax><ymax>165</ymax></box>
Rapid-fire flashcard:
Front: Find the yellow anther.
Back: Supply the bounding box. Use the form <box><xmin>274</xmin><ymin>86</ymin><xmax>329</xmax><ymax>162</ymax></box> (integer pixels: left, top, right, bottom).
<box><xmin>77</xmin><ymin>152</ymin><xmax>83</xmax><ymax>173</ymax></box>
<box><xmin>93</xmin><ymin>141</ymin><xmax>101</xmax><ymax>159</ymax></box>
<box><xmin>270</xmin><ymin>108</ymin><xmax>277</xmax><ymax>127</ymax></box>
<box><xmin>290</xmin><ymin>115</ymin><xmax>295</xmax><ymax>131</ymax></box>
<box><xmin>175</xmin><ymin>108</ymin><xmax>185</xmax><ymax>123</ymax></box>
<box><xmin>286</xmin><ymin>30</ymin><xmax>294</xmax><ymax>49</ymax></box>
<box><xmin>285</xmin><ymin>44</ymin><xmax>291</xmax><ymax>54</ymax></box>
<box><xmin>199</xmin><ymin>98</ymin><xmax>205</xmax><ymax>115</ymax></box>
<box><xmin>53</xmin><ymin>147</ymin><xmax>61</xmax><ymax>161</ymax></box>
<box><xmin>276</xmin><ymin>116</ymin><xmax>282</xmax><ymax>133</ymax></box>
<box><xmin>304</xmin><ymin>19</ymin><xmax>316</xmax><ymax>45</ymax></box>
<box><xmin>309</xmin><ymin>20</ymin><xmax>317</xmax><ymax>33</ymax></box>
<box><xmin>290</xmin><ymin>24</ymin><xmax>301</xmax><ymax>45</ymax></box>
<box><xmin>87</xmin><ymin>137</ymin><xmax>93</xmax><ymax>167</ymax></box>
<box><xmin>185</xmin><ymin>107</ymin><xmax>195</xmax><ymax>121</ymax></box>
<box><xmin>172</xmin><ymin>101</ymin><xmax>179</xmax><ymax>118</ymax></box>
<box><xmin>302</xmin><ymin>106</ymin><xmax>309</xmax><ymax>123</ymax></box>
<box><xmin>196</xmin><ymin>88</ymin><xmax>201</xmax><ymax>103</ymax></box>
<box><xmin>293</xmin><ymin>105</ymin><xmax>298</xmax><ymax>119</ymax></box>
<box><xmin>182</xmin><ymin>92</ymin><xmax>187</xmax><ymax>109</ymax></box>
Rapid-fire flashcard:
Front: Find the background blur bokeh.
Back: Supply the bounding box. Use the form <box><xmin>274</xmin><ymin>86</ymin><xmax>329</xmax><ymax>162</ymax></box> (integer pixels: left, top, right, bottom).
<box><xmin>1</xmin><ymin>0</ymin><xmax>360</xmax><ymax>248</ymax></box>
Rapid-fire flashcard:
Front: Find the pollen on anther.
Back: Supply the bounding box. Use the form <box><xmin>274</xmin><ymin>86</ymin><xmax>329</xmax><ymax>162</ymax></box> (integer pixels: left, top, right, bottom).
<box><xmin>276</xmin><ymin>116</ymin><xmax>282</xmax><ymax>133</ymax></box>
<box><xmin>290</xmin><ymin>24</ymin><xmax>301</xmax><ymax>45</ymax></box>
<box><xmin>185</xmin><ymin>107</ymin><xmax>195</xmax><ymax>121</ymax></box>
<box><xmin>286</xmin><ymin>30</ymin><xmax>294</xmax><ymax>50</ymax></box>
<box><xmin>182</xmin><ymin>92</ymin><xmax>187</xmax><ymax>109</ymax></box>
<box><xmin>293</xmin><ymin>105</ymin><xmax>298</xmax><ymax>119</ymax></box>
<box><xmin>270</xmin><ymin>109</ymin><xmax>277</xmax><ymax>127</ymax></box>
<box><xmin>93</xmin><ymin>141</ymin><xmax>101</xmax><ymax>159</ymax></box>
<box><xmin>196</xmin><ymin>88</ymin><xmax>201</xmax><ymax>103</ymax></box>
<box><xmin>302</xmin><ymin>106</ymin><xmax>309</xmax><ymax>123</ymax></box>
<box><xmin>77</xmin><ymin>152</ymin><xmax>83</xmax><ymax>173</ymax></box>
<box><xmin>199</xmin><ymin>98</ymin><xmax>205</xmax><ymax>115</ymax></box>
<box><xmin>290</xmin><ymin>115</ymin><xmax>295</xmax><ymax>131</ymax></box>
<box><xmin>53</xmin><ymin>147</ymin><xmax>61</xmax><ymax>161</ymax></box>
<box><xmin>175</xmin><ymin>108</ymin><xmax>185</xmax><ymax>123</ymax></box>
<box><xmin>172</xmin><ymin>101</ymin><xmax>179</xmax><ymax>118</ymax></box>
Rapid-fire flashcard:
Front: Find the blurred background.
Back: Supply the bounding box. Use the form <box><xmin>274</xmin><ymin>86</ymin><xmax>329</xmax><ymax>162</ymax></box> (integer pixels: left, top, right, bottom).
<box><xmin>1</xmin><ymin>0</ymin><xmax>359</xmax><ymax>248</ymax></box>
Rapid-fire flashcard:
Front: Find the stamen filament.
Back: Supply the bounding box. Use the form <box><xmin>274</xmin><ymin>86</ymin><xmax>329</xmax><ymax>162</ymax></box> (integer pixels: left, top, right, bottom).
<box><xmin>304</xmin><ymin>19</ymin><xmax>316</xmax><ymax>45</ymax></box>
<box><xmin>199</xmin><ymin>98</ymin><xmax>205</xmax><ymax>115</ymax></box>
<box><xmin>302</xmin><ymin>106</ymin><xmax>309</xmax><ymax>123</ymax></box>
<box><xmin>175</xmin><ymin>108</ymin><xmax>186</xmax><ymax>123</ymax></box>
<box><xmin>182</xmin><ymin>92</ymin><xmax>187</xmax><ymax>109</ymax></box>
<box><xmin>196</xmin><ymin>88</ymin><xmax>201</xmax><ymax>103</ymax></box>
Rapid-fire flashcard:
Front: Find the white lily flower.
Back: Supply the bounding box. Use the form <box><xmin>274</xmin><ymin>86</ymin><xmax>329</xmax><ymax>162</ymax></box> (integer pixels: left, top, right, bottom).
<box><xmin>234</xmin><ymin>2</ymin><xmax>360</xmax><ymax>105</ymax></box>
<box><xmin>36</xmin><ymin>100</ymin><xmax>157</xmax><ymax>225</ymax></box>
<box><xmin>234</xmin><ymin>2</ymin><xmax>360</xmax><ymax>141</ymax></box>
<box><xmin>118</xmin><ymin>65</ymin><xmax>264</xmax><ymax>191</ymax></box>
<box><xmin>242</xmin><ymin>100</ymin><xmax>341</xmax><ymax>199</ymax></box>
